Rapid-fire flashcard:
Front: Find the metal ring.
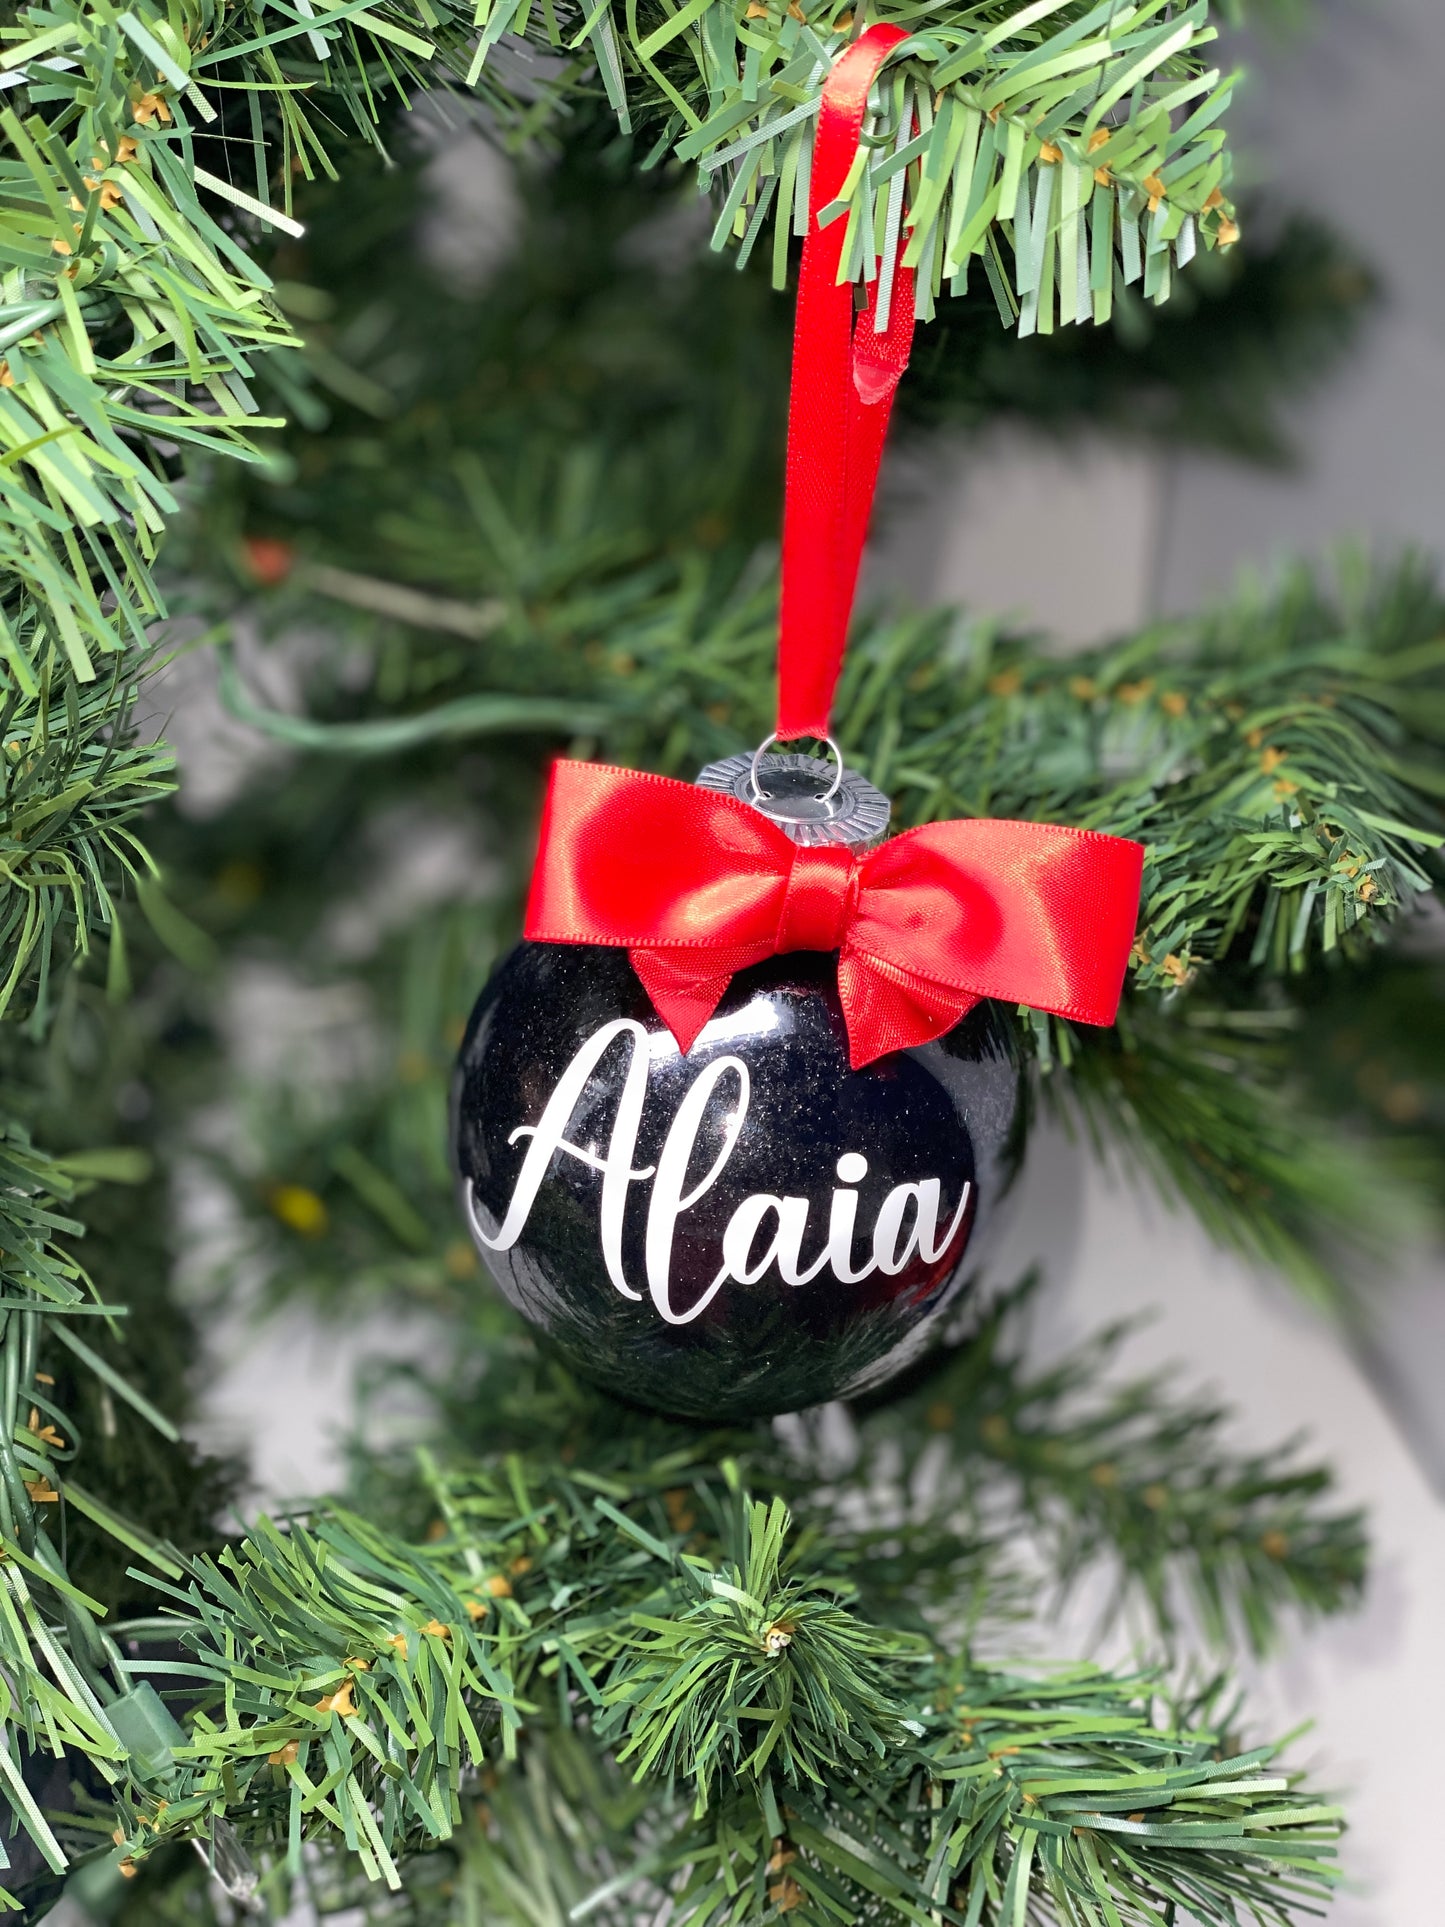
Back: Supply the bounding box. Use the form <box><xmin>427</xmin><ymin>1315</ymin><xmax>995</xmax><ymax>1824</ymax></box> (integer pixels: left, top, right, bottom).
<box><xmin>748</xmin><ymin>732</ymin><xmax>846</xmax><ymax>807</ymax></box>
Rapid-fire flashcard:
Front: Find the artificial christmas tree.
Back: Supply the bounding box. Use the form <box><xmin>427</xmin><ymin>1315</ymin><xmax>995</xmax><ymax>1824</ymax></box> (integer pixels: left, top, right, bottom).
<box><xmin>0</xmin><ymin>0</ymin><xmax>1436</xmax><ymax>1920</ymax></box>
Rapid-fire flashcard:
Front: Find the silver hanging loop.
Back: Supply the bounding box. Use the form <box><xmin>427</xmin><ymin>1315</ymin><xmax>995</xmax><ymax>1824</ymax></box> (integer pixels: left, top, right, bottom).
<box><xmin>696</xmin><ymin>735</ymin><xmax>890</xmax><ymax>850</ymax></box>
<box><xmin>748</xmin><ymin>731</ymin><xmax>846</xmax><ymax>812</ymax></box>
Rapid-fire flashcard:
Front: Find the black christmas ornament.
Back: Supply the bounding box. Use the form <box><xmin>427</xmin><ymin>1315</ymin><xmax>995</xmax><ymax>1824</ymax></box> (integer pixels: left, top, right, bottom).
<box><xmin>451</xmin><ymin>751</ymin><xmax>1027</xmax><ymax>1421</ymax></box>
<box><xmin>447</xmin><ymin>31</ymin><xmax>1141</xmax><ymax>1418</ymax></box>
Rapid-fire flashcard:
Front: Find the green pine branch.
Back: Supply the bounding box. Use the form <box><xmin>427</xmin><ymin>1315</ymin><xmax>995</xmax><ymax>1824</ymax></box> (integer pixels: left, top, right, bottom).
<box><xmin>115</xmin><ymin>1669</ymin><xmax>1335</xmax><ymax>1926</ymax></box>
<box><xmin>474</xmin><ymin>0</ymin><xmax>1240</xmax><ymax>321</ymax></box>
<box><xmin>862</xmin><ymin>1281</ymin><xmax>1368</xmax><ymax>1653</ymax></box>
<box><xmin>219</xmin><ymin>542</ymin><xmax>1445</xmax><ymax>1021</ymax></box>
<box><xmin>0</xmin><ymin>1112</ymin><xmax>93</xmax><ymax>1323</ymax></box>
<box><xmin>1047</xmin><ymin>994</ymin><xmax>1420</xmax><ymax>1307</ymax></box>
<box><xmin>0</xmin><ymin>0</ymin><xmax>1240</xmax><ymax>703</ymax></box>
<box><xmin>1283</xmin><ymin>951</ymin><xmax>1445</xmax><ymax>1213</ymax></box>
<box><xmin>0</xmin><ymin>654</ymin><xmax>174</xmax><ymax>1026</ymax></box>
<box><xmin>76</xmin><ymin>1464</ymin><xmax>1339</xmax><ymax>1923</ymax></box>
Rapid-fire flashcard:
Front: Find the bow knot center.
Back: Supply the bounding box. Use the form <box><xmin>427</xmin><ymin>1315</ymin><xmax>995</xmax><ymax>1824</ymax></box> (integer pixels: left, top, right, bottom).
<box><xmin>776</xmin><ymin>845</ymin><xmax>856</xmax><ymax>955</ymax></box>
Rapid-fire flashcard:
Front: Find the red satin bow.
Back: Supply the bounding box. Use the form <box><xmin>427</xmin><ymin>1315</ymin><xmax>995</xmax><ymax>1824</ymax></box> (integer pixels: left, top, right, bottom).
<box><xmin>525</xmin><ymin>761</ymin><xmax>1144</xmax><ymax>1068</ymax></box>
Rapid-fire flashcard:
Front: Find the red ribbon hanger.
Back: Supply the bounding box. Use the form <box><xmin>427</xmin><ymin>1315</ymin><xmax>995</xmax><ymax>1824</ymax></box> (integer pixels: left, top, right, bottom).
<box><xmin>523</xmin><ymin>27</ymin><xmax>1145</xmax><ymax>1064</ymax></box>
<box><xmin>777</xmin><ymin>22</ymin><xmax>914</xmax><ymax>743</ymax></box>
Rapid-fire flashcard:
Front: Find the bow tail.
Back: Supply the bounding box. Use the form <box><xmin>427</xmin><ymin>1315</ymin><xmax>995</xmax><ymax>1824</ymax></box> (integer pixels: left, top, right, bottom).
<box><xmin>629</xmin><ymin>946</ymin><xmax>765</xmax><ymax>1055</ymax></box>
<box><xmin>837</xmin><ymin>951</ymin><xmax>981</xmax><ymax>1069</ymax></box>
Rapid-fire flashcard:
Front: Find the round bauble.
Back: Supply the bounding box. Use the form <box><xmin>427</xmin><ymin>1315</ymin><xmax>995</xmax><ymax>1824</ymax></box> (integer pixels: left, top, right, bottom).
<box><xmin>451</xmin><ymin>942</ymin><xmax>1026</xmax><ymax>1420</ymax></box>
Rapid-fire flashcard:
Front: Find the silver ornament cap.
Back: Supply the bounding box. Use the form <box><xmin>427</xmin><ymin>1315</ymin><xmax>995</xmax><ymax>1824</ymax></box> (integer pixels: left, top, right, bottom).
<box><xmin>696</xmin><ymin>734</ymin><xmax>890</xmax><ymax>849</ymax></box>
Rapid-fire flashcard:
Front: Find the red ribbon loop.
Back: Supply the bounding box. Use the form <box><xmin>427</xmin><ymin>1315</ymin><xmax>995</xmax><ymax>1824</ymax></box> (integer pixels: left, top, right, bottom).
<box><xmin>525</xmin><ymin>761</ymin><xmax>1145</xmax><ymax>1069</ymax></box>
<box><xmin>777</xmin><ymin>23</ymin><xmax>915</xmax><ymax>743</ymax></box>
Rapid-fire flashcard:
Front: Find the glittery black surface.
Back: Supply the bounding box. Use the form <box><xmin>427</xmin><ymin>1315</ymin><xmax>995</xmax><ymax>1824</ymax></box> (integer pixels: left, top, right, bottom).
<box><xmin>452</xmin><ymin>943</ymin><xmax>1025</xmax><ymax>1419</ymax></box>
